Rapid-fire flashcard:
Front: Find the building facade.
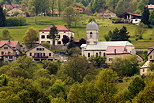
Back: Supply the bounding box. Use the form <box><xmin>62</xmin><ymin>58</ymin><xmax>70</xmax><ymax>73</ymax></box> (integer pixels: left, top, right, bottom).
<box><xmin>0</xmin><ymin>40</ymin><xmax>21</xmax><ymax>62</ymax></box>
<box><xmin>81</xmin><ymin>21</ymin><xmax>136</xmax><ymax>64</ymax></box>
<box><xmin>26</xmin><ymin>44</ymin><xmax>67</xmax><ymax>61</ymax></box>
<box><xmin>39</xmin><ymin>25</ymin><xmax>74</xmax><ymax>45</ymax></box>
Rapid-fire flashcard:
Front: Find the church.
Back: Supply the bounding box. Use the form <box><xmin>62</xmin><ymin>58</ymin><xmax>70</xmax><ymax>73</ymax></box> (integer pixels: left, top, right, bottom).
<box><xmin>81</xmin><ymin>21</ymin><xmax>136</xmax><ymax>64</ymax></box>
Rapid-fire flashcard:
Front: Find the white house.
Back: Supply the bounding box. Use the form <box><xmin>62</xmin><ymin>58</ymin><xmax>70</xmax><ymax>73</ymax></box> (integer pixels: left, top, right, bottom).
<box><xmin>81</xmin><ymin>21</ymin><xmax>136</xmax><ymax>64</ymax></box>
<box><xmin>39</xmin><ymin>25</ymin><xmax>74</xmax><ymax>45</ymax></box>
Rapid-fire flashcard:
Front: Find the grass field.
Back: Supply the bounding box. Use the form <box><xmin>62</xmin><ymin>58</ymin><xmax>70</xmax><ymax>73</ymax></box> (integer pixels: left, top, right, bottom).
<box><xmin>0</xmin><ymin>16</ymin><xmax>154</xmax><ymax>49</ymax></box>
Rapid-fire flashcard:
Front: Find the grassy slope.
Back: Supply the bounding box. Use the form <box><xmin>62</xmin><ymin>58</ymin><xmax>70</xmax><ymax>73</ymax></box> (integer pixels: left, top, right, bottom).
<box><xmin>0</xmin><ymin>16</ymin><xmax>154</xmax><ymax>49</ymax></box>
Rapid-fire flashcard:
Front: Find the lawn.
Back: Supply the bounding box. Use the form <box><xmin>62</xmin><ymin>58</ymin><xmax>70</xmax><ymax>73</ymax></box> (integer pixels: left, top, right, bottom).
<box><xmin>0</xmin><ymin>16</ymin><xmax>154</xmax><ymax>49</ymax></box>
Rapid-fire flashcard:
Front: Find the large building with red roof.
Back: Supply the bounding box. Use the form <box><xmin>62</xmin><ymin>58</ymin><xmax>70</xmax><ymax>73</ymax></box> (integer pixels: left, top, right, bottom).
<box><xmin>2</xmin><ymin>4</ymin><xmax>21</xmax><ymax>10</ymax></box>
<box><xmin>39</xmin><ymin>25</ymin><xmax>74</xmax><ymax>45</ymax></box>
<box><xmin>0</xmin><ymin>40</ymin><xmax>21</xmax><ymax>62</ymax></box>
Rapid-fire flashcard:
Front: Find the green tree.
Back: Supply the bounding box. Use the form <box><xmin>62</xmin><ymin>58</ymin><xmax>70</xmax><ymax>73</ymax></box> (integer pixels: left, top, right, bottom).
<box><xmin>110</xmin><ymin>56</ymin><xmax>139</xmax><ymax>76</ymax></box>
<box><xmin>141</xmin><ymin>6</ymin><xmax>150</xmax><ymax>25</ymax></box>
<box><xmin>127</xmin><ymin>77</ymin><xmax>145</xmax><ymax>100</ymax></box>
<box><xmin>133</xmin><ymin>81</ymin><xmax>154</xmax><ymax>103</ymax></box>
<box><xmin>67</xmin><ymin>36</ymin><xmax>75</xmax><ymax>49</ymax></box>
<box><xmin>23</xmin><ymin>28</ymin><xmax>38</xmax><ymax>49</ymax></box>
<box><xmin>49</xmin><ymin>25</ymin><xmax>58</xmax><ymax>46</ymax></box>
<box><xmin>150</xmin><ymin>10</ymin><xmax>154</xmax><ymax>25</ymax></box>
<box><xmin>63</xmin><ymin>6</ymin><xmax>76</xmax><ymax>26</ymax></box>
<box><xmin>89</xmin><ymin>56</ymin><xmax>106</xmax><ymax>68</ymax></box>
<box><xmin>135</xmin><ymin>23</ymin><xmax>147</xmax><ymax>40</ymax></box>
<box><xmin>62</xmin><ymin>56</ymin><xmax>94</xmax><ymax>82</ymax></box>
<box><xmin>1</xmin><ymin>29</ymin><xmax>12</xmax><ymax>40</ymax></box>
<box><xmin>62</xmin><ymin>35</ymin><xmax>69</xmax><ymax>46</ymax></box>
<box><xmin>0</xmin><ymin>6</ymin><xmax>6</xmax><ymax>27</ymax></box>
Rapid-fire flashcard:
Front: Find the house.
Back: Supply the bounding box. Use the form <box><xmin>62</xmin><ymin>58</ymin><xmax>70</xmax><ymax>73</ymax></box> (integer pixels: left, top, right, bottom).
<box><xmin>140</xmin><ymin>45</ymin><xmax>154</xmax><ymax>76</ymax></box>
<box><xmin>7</xmin><ymin>8</ymin><xmax>24</xmax><ymax>16</ymax></box>
<box><xmin>148</xmin><ymin>5</ymin><xmax>154</xmax><ymax>10</ymax></box>
<box><xmin>73</xmin><ymin>4</ymin><xmax>85</xmax><ymax>13</ymax></box>
<box><xmin>0</xmin><ymin>40</ymin><xmax>21</xmax><ymax>62</ymax></box>
<box><xmin>97</xmin><ymin>9</ymin><xmax>116</xmax><ymax>17</ymax></box>
<box><xmin>106</xmin><ymin>46</ymin><xmax>131</xmax><ymax>64</ymax></box>
<box><xmin>81</xmin><ymin>21</ymin><xmax>136</xmax><ymax>64</ymax></box>
<box><xmin>26</xmin><ymin>44</ymin><xmax>67</xmax><ymax>61</ymax></box>
<box><xmin>50</xmin><ymin>9</ymin><xmax>59</xmax><ymax>16</ymax></box>
<box><xmin>2</xmin><ymin>4</ymin><xmax>21</xmax><ymax>10</ymax></box>
<box><xmin>119</xmin><ymin>12</ymin><xmax>142</xmax><ymax>24</ymax></box>
<box><xmin>39</xmin><ymin>25</ymin><xmax>74</xmax><ymax>45</ymax></box>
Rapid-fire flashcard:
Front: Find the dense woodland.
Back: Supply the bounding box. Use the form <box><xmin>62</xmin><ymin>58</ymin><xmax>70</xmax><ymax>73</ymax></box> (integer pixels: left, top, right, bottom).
<box><xmin>0</xmin><ymin>0</ymin><xmax>154</xmax><ymax>15</ymax></box>
<box><xmin>0</xmin><ymin>55</ymin><xmax>153</xmax><ymax>102</ymax></box>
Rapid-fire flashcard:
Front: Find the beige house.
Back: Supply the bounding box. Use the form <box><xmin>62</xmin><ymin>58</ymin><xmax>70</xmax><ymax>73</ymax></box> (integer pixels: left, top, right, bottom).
<box><xmin>26</xmin><ymin>44</ymin><xmax>67</xmax><ymax>61</ymax></box>
<box><xmin>7</xmin><ymin>8</ymin><xmax>24</xmax><ymax>16</ymax></box>
<box><xmin>0</xmin><ymin>40</ymin><xmax>21</xmax><ymax>62</ymax></box>
<box><xmin>73</xmin><ymin>4</ymin><xmax>85</xmax><ymax>13</ymax></box>
<box><xmin>81</xmin><ymin>21</ymin><xmax>136</xmax><ymax>64</ymax></box>
<box><xmin>39</xmin><ymin>25</ymin><xmax>74</xmax><ymax>45</ymax></box>
<box><xmin>97</xmin><ymin>9</ymin><xmax>116</xmax><ymax>17</ymax></box>
<box><xmin>140</xmin><ymin>46</ymin><xmax>154</xmax><ymax>75</ymax></box>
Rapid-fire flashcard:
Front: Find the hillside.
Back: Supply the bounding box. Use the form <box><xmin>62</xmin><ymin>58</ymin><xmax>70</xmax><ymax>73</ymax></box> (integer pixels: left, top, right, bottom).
<box><xmin>0</xmin><ymin>16</ymin><xmax>154</xmax><ymax>49</ymax></box>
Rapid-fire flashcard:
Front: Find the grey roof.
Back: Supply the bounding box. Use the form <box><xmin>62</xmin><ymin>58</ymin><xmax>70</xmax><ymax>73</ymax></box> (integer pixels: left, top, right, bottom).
<box><xmin>81</xmin><ymin>41</ymin><xmax>134</xmax><ymax>51</ymax></box>
<box><xmin>86</xmin><ymin>21</ymin><xmax>99</xmax><ymax>31</ymax></box>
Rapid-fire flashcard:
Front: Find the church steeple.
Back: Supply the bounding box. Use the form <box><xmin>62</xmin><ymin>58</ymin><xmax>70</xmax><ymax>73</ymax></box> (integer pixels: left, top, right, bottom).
<box><xmin>86</xmin><ymin>21</ymin><xmax>99</xmax><ymax>45</ymax></box>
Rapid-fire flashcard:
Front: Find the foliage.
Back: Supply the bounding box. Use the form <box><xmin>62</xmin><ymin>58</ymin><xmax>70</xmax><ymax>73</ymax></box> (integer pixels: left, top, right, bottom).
<box><xmin>141</xmin><ymin>7</ymin><xmax>150</xmax><ymax>25</ymax></box>
<box><xmin>49</xmin><ymin>25</ymin><xmax>58</xmax><ymax>46</ymax></box>
<box><xmin>23</xmin><ymin>27</ymin><xmax>38</xmax><ymax>49</ymax></box>
<box><xmin>6</xmin><ymin>16</ymin><xmax>26</xmax><ymax>26</ymax></box>
<box><xmin>89</xmin><ymin>56</ymin><xmax>106</xmax><ymax>68</ymax></box>
<box><xmin>67</xmin><ymin>47</ymin><xmax>81</xmax><ymax>57</ymax></box>
<box><xmin>105</xmin><ymin>26</ymin><xmax>130</xmax><ymax>41</ymax></box>
<box><xmin>135</xmin><ymin>23</ymin><xmax>147</xmax><ymax>40</ymax></box>
<box><xmin>0</xmin><ymin>6</ymin><xmax>6</xmax><ymax>27</ymax></box>
<box><xmin>1</xmin><ymin>29</ymin><xmax>12</xmax><ymax>40</ymax></box>
<box><xmin>150</xmin><ymin>10</ymin><xmax>154</xmax><ymax>25</ymax></box>
<box><xmin>67</xmin><ymin>36</ymin><xmax>75</xmax><ymax>49</ymax></box>
<box><xmin>62</xmin><ymin>35</ymin><xmax>69</xmax><ymax>46</ymax></box>
<box><xmin>127</xmin><ymin>77</ymin><xmax>145</xmax><ymax>100</ymax></box>
<box><xmin>79</xmin><ymin>38</ymin><xmax>86</xmax><ymax>46</ymax></box>
<box><xmin>149</xmin><ymin>62</ymin><xmax>154</xmax><ymax>71</ymax></box>
<box><xmin>110</xmin><ymin>55</ymin><xmax>139</xmax><ymax>76</ymax></box>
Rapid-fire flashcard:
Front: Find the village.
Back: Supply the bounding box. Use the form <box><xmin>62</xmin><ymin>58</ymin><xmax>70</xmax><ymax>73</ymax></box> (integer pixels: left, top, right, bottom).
<box><xmin>0</xmin><ymin>0</ymin><xmax>154</xmax><ymax>102</ymax></box>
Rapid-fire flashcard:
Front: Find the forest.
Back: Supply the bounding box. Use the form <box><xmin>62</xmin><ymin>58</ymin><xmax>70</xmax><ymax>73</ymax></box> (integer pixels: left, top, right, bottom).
<box><xmin>0</xmin><ymin>55</ymin><xmax>153</xmax><ymax>102</ymax></box>
<box><xmin>0</xmin><ymin>0</ymin><xmax>154</xmax><ymax>15</ymax></box>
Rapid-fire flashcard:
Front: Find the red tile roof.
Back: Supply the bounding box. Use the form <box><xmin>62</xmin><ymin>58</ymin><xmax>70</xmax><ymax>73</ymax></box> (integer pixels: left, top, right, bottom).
<box><xmin>2</xmin><ymin>4</ymin><xmax>21</xmax><ymax>9</ymax></box>
<box><xmin>2</xmin><ymin>53</ymin><xmax>17</xmax><ymax>56</ymax></box>
<box><xmin>0</xmin><ymin>40</ymin><xmax>19</xmax><ymax>47</ymax></box>
<box><xmin>106</xmin><ymin>46</ymin><xmax>129</xmax><ymax>54</ymax></box>
<box><xmin>148</xmin><ymin>45</ymin><xmax>154</xmax><ymax>49</ymax></box>
<box><xmin>40</xmin><ymin>25</ymin><xmax>71</xmax><ymax>32</ymax></box>
<box><xmin>148</xmin><ymin>5</ymin><xmax>154</xmax><ymax>9</ymax></box>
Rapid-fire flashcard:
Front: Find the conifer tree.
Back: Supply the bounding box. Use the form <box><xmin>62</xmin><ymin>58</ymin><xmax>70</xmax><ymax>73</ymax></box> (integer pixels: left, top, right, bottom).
<box><xmin>141</xmin><ymin>7</ymin><xmax>150</xmax><ymax>25</ymax></box>
<box><xmin>0</xmin><ymin>6</ymin><xmax>6</xmax><ymax>27</ymax></box>
<box><xmin>49</xmin><ymin>25</ymin><xmax>58</xmax><ymax>46</ymax></box>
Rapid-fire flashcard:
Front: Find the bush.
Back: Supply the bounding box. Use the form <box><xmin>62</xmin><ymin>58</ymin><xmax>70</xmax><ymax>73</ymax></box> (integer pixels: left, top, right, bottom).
<box><xmin>6</xmin><ymin>16</ymin><xmax>26</xmax><ymax>26</ymax></box>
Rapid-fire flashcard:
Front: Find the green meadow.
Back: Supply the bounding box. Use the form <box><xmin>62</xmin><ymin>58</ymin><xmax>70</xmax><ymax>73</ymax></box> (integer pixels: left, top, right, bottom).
<box><xmin>0</xmin><ymin>16</ymin><xmax>154</xmax><ymax>49</ymax></box>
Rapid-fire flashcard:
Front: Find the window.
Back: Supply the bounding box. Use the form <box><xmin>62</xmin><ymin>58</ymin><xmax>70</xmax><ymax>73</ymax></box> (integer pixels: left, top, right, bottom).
<box><xmin>1</xmin><ymin>52</ymin><xmax>4</xmax><ymax>55</ymax></box>
<box><xmin>41</xmin><ymin>35</ymin><xmax>45</xmax><ymax>39</ymax></box>
<box><xmin>42</xmin><ymin>32</ymin><xmax>44</xmax><ymax>33</ymax></box>
<box><xmin>103</xmin><ymin>53</ymin><xmax>106</xmax><ymax>56</ymax></box>
<box><xmin>56</xmin><ymin>35</ymin><xmax>60</xmax><ymax>39</ymax></box>
<box><xmin>47</xmin><ymin>41</ymin><xmax>50</xmax><ymax>43</ymax></box>
<box><xmin>90</xmin><ymin>32</ymin><xmax>93</xmax><ymax>38</ymax></box>
<box><xmin>43</xmin><ymin>53</ymin><xmax>45</xmax><ymax>56</ymax></box>
<box><xmin>47</xmin><ymin>35</ymin><xmax>50</xmax><ymax>38</ymax></box>
<box><xmin>4</xmin><ymin>47</ymin><xmax>8</xmax><ymax>49</ymax></box>
<box><xmin>99</xmin><ymin>52</ymin><xmax>101</xmax><ymax>56</ymax></box>
<box><xmin>143</xmin><ymin>68</ymin><xmax>145</xmax><ymax>72</ymax></box>
<box><xmin>88</xmin><ymin>53</ymin><xmax>90</xmax><ymax>57</ymax></box>
<box><xmin>57</xmin><ymin>41</ymin><xmax>61</xmax><ymax>44</ymax></box>
<box><xmin>96</xmin><ymin>53</ymin><xmax>98</xmax><ymax>57</ymax></box>
<box><xmin>49</xmin><ymin>53</ymin><xmax>51</xmax><ymax>56</ymax></box>
<box><xmin>150</xmin><ymin>56</ymin><xmax>152</xmax><ymax>60</ymax></box>
<box><xmin>30</xmin><ymin>53</ymin><xmax>32</xmax><ymax>56</ymax></box>
<box><xmin>36</xmin><ymin>48</ymin><xmax>44</xmax><ymax>51</ymax></box>
<box><xmin>109</xmin><ymin>58</ymin><xmax>113</xmax><ymax>61</ymax></box>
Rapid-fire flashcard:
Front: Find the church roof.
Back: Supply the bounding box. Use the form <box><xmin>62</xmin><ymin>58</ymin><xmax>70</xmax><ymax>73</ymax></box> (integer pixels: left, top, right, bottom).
<box><xmin>86</xmin><ymin>21</ymin><xmax>99</xmax><ymax>31</ymax></box>
<box><xmin>81</xmin><ymin>41</ymin><xmax>134</xmax><ymax>51</ymax></box>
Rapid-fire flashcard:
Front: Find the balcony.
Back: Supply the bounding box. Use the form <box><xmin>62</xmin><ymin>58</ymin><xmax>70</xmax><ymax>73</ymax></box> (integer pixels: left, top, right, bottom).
<box><xmin>32</xmin><ymin>56</ymin><xmax>48</xmax><ymax>59</ymax></box>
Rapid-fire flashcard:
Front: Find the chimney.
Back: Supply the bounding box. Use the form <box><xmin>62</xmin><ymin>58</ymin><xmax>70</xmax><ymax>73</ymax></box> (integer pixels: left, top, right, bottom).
<box><xmin>114</xmin><ymin>49</ymin><xmax>116</xmax><ymax>54</ymax></box>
